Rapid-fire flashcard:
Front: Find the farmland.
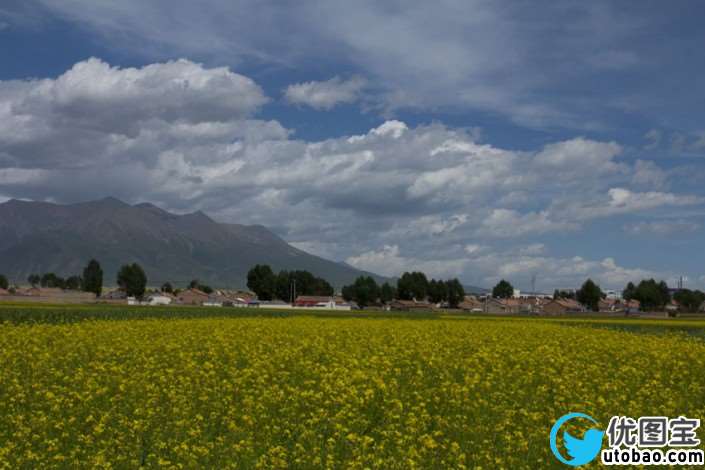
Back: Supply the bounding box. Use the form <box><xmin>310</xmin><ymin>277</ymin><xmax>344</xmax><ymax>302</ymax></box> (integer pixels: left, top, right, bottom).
<box><xmin>1</xmin><ymin>306</ymin><xmax>704</xmax><ymax>468</ymax></box>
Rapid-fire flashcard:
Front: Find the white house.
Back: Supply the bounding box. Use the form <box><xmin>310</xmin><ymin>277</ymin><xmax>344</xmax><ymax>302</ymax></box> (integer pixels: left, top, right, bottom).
<box><xmin>146</xmin><ymin>294</ymin><xmax>172</xmax><ymax>306</ymax></box>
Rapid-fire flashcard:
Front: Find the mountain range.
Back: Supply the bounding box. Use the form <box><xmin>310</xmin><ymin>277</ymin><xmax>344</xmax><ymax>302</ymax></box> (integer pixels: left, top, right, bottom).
<box><xmin>0</xmin><ymin>197</ymin><xmax>386</xmax><ymax>288</ymax></box>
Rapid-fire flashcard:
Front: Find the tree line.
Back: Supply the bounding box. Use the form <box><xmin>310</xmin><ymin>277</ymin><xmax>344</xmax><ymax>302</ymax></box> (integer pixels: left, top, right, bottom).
<box><xmin>22</xmin><ymin>259</ymin><xmax>105</xmax><ymax>295</ymax></box>
<box><xmin>624</xmin><ymin>279</ymin><xmax>704</xmax><ymax>313</ymax></box>
<box><xmin>343</xmin><ymin>271</ymin><xmax>466</xmax><ymax>308</ymax></box>
<box><xmin>246</xmin><ymin>264</ymin><xmax>334</xmax><ymax>301</ymax></box>
<box><xmin>0</xmin><ymin>260</ymin><xmax>148</xmax><ymax>299</ymax></box>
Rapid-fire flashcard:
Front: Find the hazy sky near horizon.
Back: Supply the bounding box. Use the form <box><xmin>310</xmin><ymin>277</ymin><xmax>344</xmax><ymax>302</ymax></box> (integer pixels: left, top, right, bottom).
<box><xmin>1</xmin><ymin>0</ymin><xmax>704</xmax><ymax>291</ymax></box>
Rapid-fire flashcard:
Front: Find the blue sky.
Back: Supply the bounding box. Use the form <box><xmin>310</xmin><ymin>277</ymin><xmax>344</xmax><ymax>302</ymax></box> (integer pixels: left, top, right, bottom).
<box><xmin>1</xmin><ymin>0</ymin><xmax>704</xmax><ymax>291</ymax></box>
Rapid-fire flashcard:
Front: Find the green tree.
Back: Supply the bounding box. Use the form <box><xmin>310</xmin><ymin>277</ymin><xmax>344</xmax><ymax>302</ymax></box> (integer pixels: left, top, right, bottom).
<box><xmin>380</xmin><ymin>282</ymin><xmax>396</xmax><ymax>303</ymax></box>
<box><xmin>427</xmin><ymin>279</ymin><xmax>446</xmax><ymax>304</ymax></box>
<box><xmin>82</xmin><ymin>259</ymin><xmax>103</xmax><ymax>296</ymax></box>
<box><xmin>117</xmin><ymin>263</ymin><xmax>147</xmax><ymax>298</ymax></box>
<box><xmin>492</xmin><ymin>279</ymin><xmax>514</xmax><ymax>299</ymax></box>
<box><xmin>341</xmin><ymin>284</ymin><xmax>354</xmax><ymax>302</ymax></box>
<box><xmin>631</xmin><ymin>279</ymin><xmax>671</xmax><ymax>310</ymax></box>
<box><xmin>445</xmin><ymin>279</ymin><xmax>465</xmax><ymax>308</ymax></box>
<box><xmin>65</xmin><ymin>275</ymin><xmax>82</xmax><ymax>291</ymax></box>
<box><xmin>673</xmin><ymin>289</ymin><xmax>705</xmax><ymax>313</ymax></box>
<box><xmin>161</xmin><ymin>282</ymin><xmax>174</xmax><ymax>294</ymax></box>
<box><xmin>577</xmin><ymin>278</ymin><xmax>602</xmax><ymax>312</ymax></box>
<box><xmin>397</xmin><ymin>272</ymin><xmax>429</xmax><ymax>300</ymax></box>
<box><xmin>27</xmin><ymin>274</ymin><xmax>40</xmax><ymax>287</ymax></box>
<box><xmin>40</xmin><ymin>273</ymin><xmax>65</xmax><ymax>289</ymax></box>
<box><xmin>622</xmin><ymin>282</ymin><xmax>636</xmax><ymax>301</ymax></box>
<box><xmin>274</xmin><ymin>270</ymin><xmax>292</xmax><ymax>301</ymax></box>
<box><xmin>0</xmin><ymin>274</ymin><xmax>8</xmax><ymax>290</ymax></box>
<box><xmin>247</xmin><ymin>264</ymin><xmax>276</xmax><ymax>301</ymax></box>
<box><xmin>343</xmin><ymin>276</ymin><xmax>380</xmax><ymax>308</ymax></box>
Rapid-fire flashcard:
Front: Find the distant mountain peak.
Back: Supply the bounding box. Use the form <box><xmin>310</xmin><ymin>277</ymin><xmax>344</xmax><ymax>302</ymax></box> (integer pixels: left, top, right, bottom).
<box><xmin>97</xmin><ymin>196</ymin><xmax>129</xmax><ymax>206</ymax></box>
<box><xmin>0</xmin><ymin>197</ymin><xmax>387</xmax><ymax>288</ymax></box>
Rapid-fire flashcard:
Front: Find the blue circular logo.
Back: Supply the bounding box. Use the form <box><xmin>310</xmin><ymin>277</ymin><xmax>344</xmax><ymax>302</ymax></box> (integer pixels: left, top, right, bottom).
<box><xmin>550</xmin><ymin>412</ymin><xmax>604</xmax><ymax>466</ymax></box>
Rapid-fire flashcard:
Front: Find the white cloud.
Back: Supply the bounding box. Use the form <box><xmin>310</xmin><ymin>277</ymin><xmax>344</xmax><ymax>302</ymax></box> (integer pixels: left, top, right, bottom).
<box><xmin>631</xmin><ymin>160</ymin><xmax>667</xmax><ymax>189</ymax></box>
<box><xmin>345</xmin><ymin>243</ymin><xmax>668</xmax><ymax>291</ymax></box>
<box><xmin>26</xmin><ymin>0</ymin><xmax>655</xmax><ymax>128</ymax></box>
<box><xmin>484</xmin><ymin>253</ymin><xmax>664</xmax><ymax>291</ymax></box>
<box><xmin>464</xmin><ymin>244</ymin><xmax>485</xmax><ymax>255</ymax></box>
<box><xmin>1</xmin><ymin>58</ymin><xmax>701</xmax><ymax>290</ymax></box>
<box><xmin>284</xmin><ymin>76</ymin><xmax>366</xmax><ymax>110</ymax></box>
<box><xmin>558</xmin><ymin>188</ymin><xmax>703</xmax><ymax>221</ymax></box>
<box><xmin>478</xmin><ymin>209</ymin><xmax>578</xmax><ymax>238</ymax></box>
<box><xmin>535</xmin><ymin>138</ymin><xmax>622</xmax><ymax>169</ymax></box>
<box><xmin>345</xmin><ymin>245</ymin><xmax>468</xmax><ymax>279</ymax></box>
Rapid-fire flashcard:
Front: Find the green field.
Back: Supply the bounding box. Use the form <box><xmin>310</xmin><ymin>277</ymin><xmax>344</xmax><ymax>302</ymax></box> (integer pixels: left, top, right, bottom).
<box><xmin>1</xmin><ymin>305</ymin><xmax>704</xmax><ymax>468</ymax></box>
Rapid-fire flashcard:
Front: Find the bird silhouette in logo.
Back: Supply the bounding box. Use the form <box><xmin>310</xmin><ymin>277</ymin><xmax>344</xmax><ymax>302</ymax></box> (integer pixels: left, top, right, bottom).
<box><xmin>563</xmin><ymin>428</ymin><xmax>604</xmax><ymax>466</ymax></box>
<box><xmin>550</xmin><ymin>412</ymin><xmax>604</xmax><ymax>467</ymax></box>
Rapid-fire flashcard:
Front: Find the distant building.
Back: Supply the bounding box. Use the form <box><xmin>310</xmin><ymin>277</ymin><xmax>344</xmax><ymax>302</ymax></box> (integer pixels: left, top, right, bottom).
<box><xmin>484</xmin><ymin>298</ymin><xmax>521</xmax><ymax>314</ymax></box>
<box><xmin>176</xmin><ymin>288</ymin><xmax>210</xmax><ymax>305</ymax></box>
<box><xmin>598</xmin><ymin>298</ymin><xmax>620</xmax><ymax>312</ymax></box>
<box><xmin>542</xmin><ymin>298</ymin><xmax>586</xmax><ymax>315</ymax></box>
<box><xmin>145</xmin><ymin>294</ymin><xmax>172</xmax><ymax>306</ymax></box>
<box><xmin>516</xmin><ymin>291</ymin><xmax>553</xmax><ymax>299</ymax></box>
<box><xmin>294</xmin><ymin>296</ymin><xmax>351</xmax><ymax>310</ymax></box>
<box><xmin>458</xmin><ymin>296</ymin><xmax>483</xmax><ymax>312</ymax></box>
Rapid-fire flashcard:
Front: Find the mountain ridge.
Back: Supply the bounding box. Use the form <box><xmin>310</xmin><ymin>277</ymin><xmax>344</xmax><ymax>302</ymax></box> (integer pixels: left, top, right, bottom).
<box><xmin>0</xmin><ymin>198</ymin><xmax>386</xmax><ymax>288</ymax></box>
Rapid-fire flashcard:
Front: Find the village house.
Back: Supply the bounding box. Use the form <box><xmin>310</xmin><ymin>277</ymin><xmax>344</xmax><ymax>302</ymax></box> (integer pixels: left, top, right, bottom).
<box><xmin>665</xmin><ymin>300</ymin><xmax>680</xmax><ymax>314</ymax></box>
<box><xmin>176</xmin><ymin>288</ymin><xmax>210</xmax><ymax>305</ymax></box>
<box><xmin>294</xmin><ymin>295</ymin><xmax>351</xmax><ymax>310</ymax></box>
<box><xmin>542</xmin><ymin>298</ymin><xmax>586</xmax><ymax>315</ymax></box>
<box><xmin>598</xmin><ymin>298</ymin><xmax>621</xmax><ymax>312</ymax></box>
<box><xmin>458</xmin><ymin>296</ymin><xmax>483</xmax><ymax>312</ymax></box>
<box><xmin>483</xmin><ymin>298</ymin><xmax>522</xmax><ymax>315</ymax></box>
<box><xmin>145</xmin><ymin>294</ymin><xmax>173</xmax><ymax>306</ymax></box>
<box><xmin>518</xmin><ymin>297</ymin><xmax>550</xmax><ymax>315</ymax></box>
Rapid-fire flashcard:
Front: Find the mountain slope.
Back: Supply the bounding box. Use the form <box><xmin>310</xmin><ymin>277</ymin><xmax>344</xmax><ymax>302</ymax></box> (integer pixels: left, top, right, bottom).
<box><xmin>0</xmin><ymin>198</ymin><xmax>385</xmax><ymax>288</ymax></box>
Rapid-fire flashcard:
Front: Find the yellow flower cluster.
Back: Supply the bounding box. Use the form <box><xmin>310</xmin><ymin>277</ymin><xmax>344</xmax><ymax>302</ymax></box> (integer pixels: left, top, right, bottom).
<box><xmin>0</xmin><ymin>315</ymin><xmax>704</xmax><ymax>468</ymax></box>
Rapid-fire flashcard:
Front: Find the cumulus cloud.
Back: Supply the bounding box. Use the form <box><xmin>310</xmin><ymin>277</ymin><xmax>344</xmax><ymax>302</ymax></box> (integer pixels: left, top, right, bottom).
<box><xmin>345</xmin><ymin>245</ymin><xmax>468</xmax><ymax>279</ymax></box>
<box><xmin>284</xmin><ymin>76</ymin><xmax>366</xmax><ymax>110</ymax></box>
<box><xmin>534</xmin><ymin>138</ymin><xmax>623</xmax><ymax>175</ymax></box>
<box><xmin>345</xmin><ymin>244</ymin><xmax>668</xmax><ymax>290</ymax></box>
<box><xmin>1</xmin><ymin>58</ymin><xmax>702</xmax><ymax>290</ymax></box>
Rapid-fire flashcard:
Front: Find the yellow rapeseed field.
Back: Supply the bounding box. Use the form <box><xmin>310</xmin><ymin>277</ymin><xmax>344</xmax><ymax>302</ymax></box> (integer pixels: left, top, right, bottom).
<box><xmin>1</xmin><ymin>315</ymin><xmax>704</xmax><ymax>468</ymax></box>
